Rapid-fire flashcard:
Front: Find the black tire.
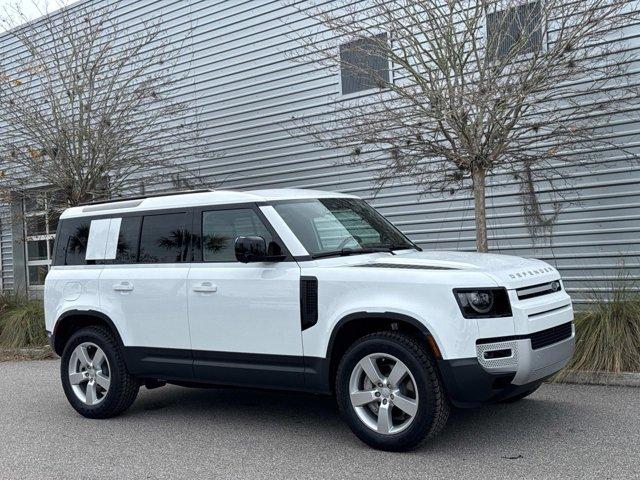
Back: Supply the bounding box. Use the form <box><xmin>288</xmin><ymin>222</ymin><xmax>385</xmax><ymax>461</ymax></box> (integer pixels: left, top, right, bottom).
<box><xmin>335</xmin><ymin>331</ymin><xmax>449</xmax><ymax>451</ymax></box>
<box><xmin>60</xmin><ymin>326</ymin><xmax>139</xmax><ymax>419</ymax></box>
<box><xmin>501</xmin><ymin>384</ymin><xmax>541</xmax><ymax>403</ymax></box>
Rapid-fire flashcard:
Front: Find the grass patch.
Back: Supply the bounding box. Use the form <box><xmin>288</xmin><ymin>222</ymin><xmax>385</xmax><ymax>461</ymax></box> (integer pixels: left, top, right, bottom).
<box><xmin>0</xmin><ymin>291</ymin><xmax>47</xmax><ymax>349</ymax></box>
<box><xmin>0</xmin><ymin>290</ymin><xmax>23</xmax><ymax>313</ymax></box>
<box><xmin>556</xmin><ymin>280</ymin><xmax>640</xmax><ymax>379</ymax></box>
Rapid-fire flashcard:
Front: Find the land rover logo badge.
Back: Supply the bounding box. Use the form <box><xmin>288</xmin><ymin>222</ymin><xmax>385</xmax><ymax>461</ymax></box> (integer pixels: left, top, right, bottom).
<box><xmin>551</xmin><ymin>281</ymin><xmax>560</xmax><ymax>292</ymax></box>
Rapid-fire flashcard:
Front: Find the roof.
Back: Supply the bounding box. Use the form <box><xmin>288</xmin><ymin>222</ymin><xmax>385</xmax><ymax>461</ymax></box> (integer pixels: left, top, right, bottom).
<box><xmin>60</xmin><ymin>188</ymin><xmax>358</xmax><ymax>219</ymax></box>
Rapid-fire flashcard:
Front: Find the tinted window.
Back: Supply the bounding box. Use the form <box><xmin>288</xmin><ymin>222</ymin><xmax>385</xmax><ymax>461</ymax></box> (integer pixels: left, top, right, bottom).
<box><xmin>115</xmin><ymin>216</ymin><xmax>141</xmax><ymax>264</ymax></box>
<box><xmin>139</xmin><ymin>213</ymin><xmax>189</xmax><ymax>263</ymax></box>
<box><xmin>202</xmin><ymin>209</ymin><xmax>273</xmax><ymax>262</ymax></box>
<box><xmin>53</xmin><ymin>218</ymin><xmax>91</xmax><ymax>266</ymax></box>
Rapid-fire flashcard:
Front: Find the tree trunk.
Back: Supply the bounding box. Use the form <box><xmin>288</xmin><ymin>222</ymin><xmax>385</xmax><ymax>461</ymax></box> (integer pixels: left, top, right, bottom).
<box><xmin>472</xmin><ymin>167</ymin><xmax>489</xmax><ymax>253</ymax></box>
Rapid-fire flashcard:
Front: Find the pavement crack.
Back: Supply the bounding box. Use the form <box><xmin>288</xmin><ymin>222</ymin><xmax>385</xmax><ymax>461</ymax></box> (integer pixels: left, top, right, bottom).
<box><xmin>502</xmin><ymin>454</ymin><xmax>523</xmax><ymax>460</ymax></box>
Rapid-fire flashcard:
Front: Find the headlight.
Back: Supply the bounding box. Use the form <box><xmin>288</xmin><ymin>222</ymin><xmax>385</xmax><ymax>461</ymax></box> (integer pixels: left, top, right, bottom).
<box><xmin>454</xmin><ymin>288</ymin><xmax>512</xmax><ymax>318</ymax></box>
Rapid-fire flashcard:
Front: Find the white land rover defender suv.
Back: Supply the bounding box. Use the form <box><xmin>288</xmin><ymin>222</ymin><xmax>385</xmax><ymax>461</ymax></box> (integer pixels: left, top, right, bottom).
<box><xmin>45</xmin><ymin>189</ymin><xmax>574</xmax><ymax>451</ymax></box>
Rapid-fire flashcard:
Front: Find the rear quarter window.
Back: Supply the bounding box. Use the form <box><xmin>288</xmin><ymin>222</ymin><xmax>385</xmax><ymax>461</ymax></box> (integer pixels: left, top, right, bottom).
<box><xmin>53</xmin><ymin>218</ymin><xmax>91</xmax><ymax>266</ymax></box>
<box><xmin>54</xmin><ymin>213</ymin><xmax>188</xmax><ymax>266</ymax></box>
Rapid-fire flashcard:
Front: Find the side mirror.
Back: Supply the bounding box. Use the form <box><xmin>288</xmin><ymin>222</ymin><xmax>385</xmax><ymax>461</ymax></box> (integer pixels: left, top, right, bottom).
<box><xmin>235</xmin><ymin>236</ymin><xmax>268</xmax><ymax>263</ymax></box>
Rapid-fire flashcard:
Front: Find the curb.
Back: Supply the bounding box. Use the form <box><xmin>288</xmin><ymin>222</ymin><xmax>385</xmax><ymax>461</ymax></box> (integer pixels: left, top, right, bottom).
<box><xmin>554</xmin><ymin>371</ymin><xmax>640</xmax><ymax>387</ymax></box>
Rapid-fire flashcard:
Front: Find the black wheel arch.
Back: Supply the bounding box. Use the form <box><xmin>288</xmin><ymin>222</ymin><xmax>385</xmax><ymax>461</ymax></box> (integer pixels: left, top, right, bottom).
<box><xmin>52</xmin><ymin>310</ymin><xmax>125</xmax><ymax>356</ymax></box>
<box><xmin>324</xmin><ymin>312</ymin><xmax>441</xmax><ymax>393</ymax></box>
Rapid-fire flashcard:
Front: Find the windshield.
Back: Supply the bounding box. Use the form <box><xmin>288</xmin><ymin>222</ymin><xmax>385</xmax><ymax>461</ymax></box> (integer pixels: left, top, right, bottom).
<box><xmin>272</xmin><ymin>198</ymin><xmax>417</xmax><ymax>258</ymax></box>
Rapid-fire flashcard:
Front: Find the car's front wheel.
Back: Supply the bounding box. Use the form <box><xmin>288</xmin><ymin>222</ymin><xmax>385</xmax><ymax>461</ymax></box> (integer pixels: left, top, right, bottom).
<box><xmin>336</xmin><ymin>331</ymin><xmax>449</xmax><ymax>451</ymax></box>
<box><xmin>60</xmin><ymin>326</ymin><xmax>139</xmax><ymax>419</ymax></box>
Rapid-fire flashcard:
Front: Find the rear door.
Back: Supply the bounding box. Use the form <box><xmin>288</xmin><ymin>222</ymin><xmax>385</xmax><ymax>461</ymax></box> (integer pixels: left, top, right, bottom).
<box><xmin>98</xmin><ymin>210</ymin><xmax>192</xmax><ymax>378</ymax></box>
<box><xmin>187</xmin><ymin>204</ymin><xmax>304</xmax><ymax>388</ymax></box>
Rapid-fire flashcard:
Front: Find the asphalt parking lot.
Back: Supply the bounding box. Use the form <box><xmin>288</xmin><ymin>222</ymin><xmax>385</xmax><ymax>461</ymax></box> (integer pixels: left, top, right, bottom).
<box><xmin>0</xmin><ymin>360</ymin><xmax>638</xmax><ymax>480</ymax></box>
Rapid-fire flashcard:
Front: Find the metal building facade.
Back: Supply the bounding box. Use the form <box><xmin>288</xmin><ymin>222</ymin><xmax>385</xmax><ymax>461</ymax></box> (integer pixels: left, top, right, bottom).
<box><xmin>0</xmin><ymin>0</ymin><xmax>639</xmax><ymax>302</ymax></box>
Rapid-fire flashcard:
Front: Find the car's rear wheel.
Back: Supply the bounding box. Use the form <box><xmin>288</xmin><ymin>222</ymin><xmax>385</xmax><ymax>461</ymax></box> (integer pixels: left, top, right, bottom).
<box><xmin>61</xmin><ymin>326</ymin><xmax>139</xmax><ymax>418</ymax></box>
<box><xmin>336</xmin><ymin>331</ymin><xmax>449</xmax><ymax>451</ymax></box>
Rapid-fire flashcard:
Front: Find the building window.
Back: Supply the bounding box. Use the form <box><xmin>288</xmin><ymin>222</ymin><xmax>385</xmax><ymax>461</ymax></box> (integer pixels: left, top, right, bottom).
<box><xmin>23</xmin><ymin>193</ymin><xmax>62</xmax><ymax>288</ymax></box>
<box><xmin>340</xmin><ymin>33</ymin><xmax>390</xmax><ymax>95</ymax></box>
<box><xmin>486</xmin><ymin>1</ymin><xmax>543</xmax><ymax>61</ymax></box>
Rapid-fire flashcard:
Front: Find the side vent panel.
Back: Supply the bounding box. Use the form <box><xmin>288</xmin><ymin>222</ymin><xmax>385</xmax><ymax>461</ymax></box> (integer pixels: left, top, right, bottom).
<box><xmin>300</xmin><ymin>277</ymin><xmax>318</xmax><ymax>331</ymax></box>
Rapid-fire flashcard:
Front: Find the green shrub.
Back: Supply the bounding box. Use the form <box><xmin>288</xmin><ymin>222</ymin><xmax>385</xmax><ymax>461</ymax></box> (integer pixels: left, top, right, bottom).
<box><xmin>0</xmin><ymin>292</ymin><xmax>47</xmax><ymax>348</ymax></box>
<box><xmin>557</xmin><ymin>280</ymin><xmax>640</xmax><ymax>378</ymax></box>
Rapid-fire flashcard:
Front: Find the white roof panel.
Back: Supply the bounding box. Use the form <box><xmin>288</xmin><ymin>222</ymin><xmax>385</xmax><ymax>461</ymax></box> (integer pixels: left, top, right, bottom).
<box><xmin>60</xmin><ymin>188</ymin><xmax>357</xmax><ymax>219</ymax></box>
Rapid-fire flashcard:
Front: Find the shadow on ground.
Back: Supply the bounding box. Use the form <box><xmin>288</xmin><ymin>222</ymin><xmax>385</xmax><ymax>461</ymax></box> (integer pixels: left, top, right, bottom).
<box><xmin>126</xmin><ymin>382</ymin><xmax>584</xmax><ymax>455</ymax></box>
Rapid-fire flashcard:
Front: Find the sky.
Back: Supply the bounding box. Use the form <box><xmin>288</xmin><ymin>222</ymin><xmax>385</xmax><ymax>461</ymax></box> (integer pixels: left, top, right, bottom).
<box><xmin>0</xmin><ymin>0</ymin><xmax>77</xmax><ymax>32</ymax></box>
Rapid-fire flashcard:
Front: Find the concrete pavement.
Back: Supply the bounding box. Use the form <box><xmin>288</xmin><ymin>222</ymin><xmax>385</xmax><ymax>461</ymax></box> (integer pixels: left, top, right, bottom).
<box><xmin>0</xmin><ymin>360</ymin><xmax>638</xmax><ymax>479</ymax></box>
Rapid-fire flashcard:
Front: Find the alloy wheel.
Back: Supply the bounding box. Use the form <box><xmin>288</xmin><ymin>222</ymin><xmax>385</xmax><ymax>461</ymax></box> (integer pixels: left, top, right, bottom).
<box><xmin>68</xmin><ymin>342</ymin><xmax>111</xmax><ymax>406</ymax></box>
<box><xmin>348</xmin><ymin>353</ymin><xmax>419</xmax><ymax>435</ymax></box>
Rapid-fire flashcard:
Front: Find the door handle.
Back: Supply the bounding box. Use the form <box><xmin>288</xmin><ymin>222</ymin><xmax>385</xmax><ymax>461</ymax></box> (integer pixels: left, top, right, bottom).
<box><xmin>113</xmin><ymin>282</ymin><xmax>134</xmax><ymax>292</ymax></box>
<box><xmin>193</xmin><ymin>282</ymin><xmax>217</xmax><ymax>293</ymax></box>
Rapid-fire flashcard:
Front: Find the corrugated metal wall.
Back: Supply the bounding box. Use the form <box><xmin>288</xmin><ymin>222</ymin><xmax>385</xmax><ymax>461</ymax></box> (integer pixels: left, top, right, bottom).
<box><xmin>0</xmin><ymin>0</ymin><xmax>639</xmax><ymax>303</ymax></box>
<box><xmin>0</xmin><ymin>204</ymin><xmax>12</xmax><ymax>291</ymax></box>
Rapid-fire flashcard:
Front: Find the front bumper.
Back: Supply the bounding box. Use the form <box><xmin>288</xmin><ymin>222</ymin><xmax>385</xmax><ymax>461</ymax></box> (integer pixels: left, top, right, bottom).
<box><xmin>439</xmin><ymin>323</ymin><xmax>575</xmax><ymax>407</ymax></box>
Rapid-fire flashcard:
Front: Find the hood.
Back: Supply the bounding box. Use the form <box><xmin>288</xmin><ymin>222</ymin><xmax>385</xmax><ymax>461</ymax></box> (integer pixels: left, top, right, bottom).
<box><xmin>366</xmin><ymin>250</ymin><xmax>560</xmax><ymax>289</ymax></box>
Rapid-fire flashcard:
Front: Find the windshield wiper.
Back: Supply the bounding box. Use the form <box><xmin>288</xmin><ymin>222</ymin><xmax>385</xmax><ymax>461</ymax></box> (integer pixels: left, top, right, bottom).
<box><xmin>386</xmin><ymin>242</ymin><xmax>422</xmax><ymax>252</ymax></box>
<box><xmin>386</xmin><ymin>244</ymin><xmax>414</xmax><ymax>252</ymax></box>
<box><xmin>367</xmin><ymin>243</ymin><xmax>419</xmax><ymax>253</ymax></box>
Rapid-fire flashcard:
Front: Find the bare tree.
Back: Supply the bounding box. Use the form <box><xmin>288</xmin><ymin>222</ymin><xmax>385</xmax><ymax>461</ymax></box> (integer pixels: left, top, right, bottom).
<box><xmin>292</xmin><ymin>0</ymin><xmax>640</xmax><ymax>252</ymax></box>
<box><xmin>0</xmin><ymin>0</ymin><xmax>216</xmax><ymax>209</ymax></box>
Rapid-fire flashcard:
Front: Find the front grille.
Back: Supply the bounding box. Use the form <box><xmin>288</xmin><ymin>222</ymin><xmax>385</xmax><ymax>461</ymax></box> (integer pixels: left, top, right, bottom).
<box><xmin>477</xmin><ymin>321</ymin><xmax>573</xmax><ymax>349</ymax></box>
<box><xmin>530</xmin><ymin>322</ymin><xmax>573</xmax><ymax>350</ymax></box>
<box><xmin>517</xmin><ymin>280</ymin><xmax>562</xmax><ymax>300</ymax></box>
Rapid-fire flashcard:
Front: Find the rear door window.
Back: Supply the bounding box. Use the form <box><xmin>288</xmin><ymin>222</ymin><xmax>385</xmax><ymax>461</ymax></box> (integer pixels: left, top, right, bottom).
<box><xmin>114</xmin><ymin>217</ymin><xmax>141</xmax><ymax>264</ymax></box>
<box><xmin>138</xmin><ymin>213</ymin><xmax>189</xmax><ymax>263</ymax></box>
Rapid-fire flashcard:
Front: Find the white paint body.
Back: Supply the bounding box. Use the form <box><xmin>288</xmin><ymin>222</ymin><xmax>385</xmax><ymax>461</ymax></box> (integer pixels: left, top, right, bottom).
<box><xmin>188</xmin><ymin>261</ymin><xmax>303</xmax><ymax>356</ymax></box>
<box><xmin>45</xmin><ymin>189</ymin><xmax>573</xmax><ymax>366</ymax></box>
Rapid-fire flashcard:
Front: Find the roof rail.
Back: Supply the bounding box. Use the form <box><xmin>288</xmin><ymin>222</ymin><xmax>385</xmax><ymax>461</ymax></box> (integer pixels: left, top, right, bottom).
<box><xmin>78</xmin><ymin>189</ymin><xmax>214</xmax><ymax>207</ymax></box>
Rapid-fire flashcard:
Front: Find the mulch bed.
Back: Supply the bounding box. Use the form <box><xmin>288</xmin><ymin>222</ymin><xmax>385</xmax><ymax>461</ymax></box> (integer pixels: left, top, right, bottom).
<box><xmin>553</xmin><ymin>370</ymin><xmax>640</xmax><ymax>387</ymax></box>
<box><xmin>0</xmin><ymin>347</ymin><xmax>57</xmax><ymax>362</ymax></box>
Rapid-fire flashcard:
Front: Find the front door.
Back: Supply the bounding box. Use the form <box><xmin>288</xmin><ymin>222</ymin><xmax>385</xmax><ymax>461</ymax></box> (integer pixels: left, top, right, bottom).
<box><xmin>187</xmin><ymin>205</ymin><xmax>304</xmax><ymax>389</ymax></box>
